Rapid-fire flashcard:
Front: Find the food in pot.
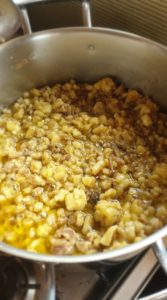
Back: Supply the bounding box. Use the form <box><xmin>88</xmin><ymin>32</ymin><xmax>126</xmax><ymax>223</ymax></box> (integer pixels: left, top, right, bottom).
<box><xmin>0</xmin><ymin>77</ymin><xmax>166</xmax><ymax>255</ymax></box>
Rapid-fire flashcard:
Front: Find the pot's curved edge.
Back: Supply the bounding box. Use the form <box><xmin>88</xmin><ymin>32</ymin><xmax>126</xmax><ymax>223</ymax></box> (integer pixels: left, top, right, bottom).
<box><xmin>0</xmin><ymin>26</ymin><xmax>167</xmax><ymax>53</ymax></box>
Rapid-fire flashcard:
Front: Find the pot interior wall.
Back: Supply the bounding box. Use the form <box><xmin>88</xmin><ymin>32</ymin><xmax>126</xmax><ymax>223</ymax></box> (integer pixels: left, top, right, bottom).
<box><xmin>0</xmin><ymin>29</ymin><xmax>167</xmax><ymax>110</ymax></box>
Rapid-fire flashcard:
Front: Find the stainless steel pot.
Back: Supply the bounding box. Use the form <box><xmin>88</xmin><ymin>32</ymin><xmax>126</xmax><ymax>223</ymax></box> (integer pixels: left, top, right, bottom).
<box><xmin>0</xmin><ymin>0</ymin><xmax>167</xmax><ymax>272</ymax></box>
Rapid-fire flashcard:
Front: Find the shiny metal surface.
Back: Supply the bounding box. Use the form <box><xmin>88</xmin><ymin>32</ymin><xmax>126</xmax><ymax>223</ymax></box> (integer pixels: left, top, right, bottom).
<box><xmin>23</xmin><ymin>262</ymin><xmax>56</xmax><ymax>300</ymax></box>
<box><xmin>0</xmin><ymin>26</ymin><xmax>167</xmax><ymax>264</ymax></box>
<box><xmin>14</xmin><ymin>0</ymin><xmax>52</xmax><ymax>5</ymax></box>
<box><xmin>0</xmin><ymin>0</ymin><xmax>21</xmax><ymax>41</ymax></box>
<box><xmin>108</xmin><ymin>247</ymin><xmax>157</xmax><ymax>300</ymax></box>
<box><xmin>153</xmin><ymin>239</ymin><xmax>167</xmax><ymax>275</ymax></box>
<box><xmin>139</xmin><ymin>290</ymin><xmax>167</xmax><ymax>300</ymax></box>
<box><xmin>102</xmin><ymin>236</ymin><xmax>167</xmax><ymax>300</ymax></box>
<box><xmin>14</xmin><ymin>0</ymin><xmax>85</xmax><ymax>5</ymax></box>
<box><xmin>35</xmin><ymin>263</ymin><xmax>56</xmax><ymax>300</ymax></box>
<box><xmin>82</xmin><ymin>0</ymin><xmax>92</xmax><ymax>27</ymax></box>
<box><xmin>20</xmin><ymin>7</ymin><xmax>32</xmax><ymax>34</ymax></box>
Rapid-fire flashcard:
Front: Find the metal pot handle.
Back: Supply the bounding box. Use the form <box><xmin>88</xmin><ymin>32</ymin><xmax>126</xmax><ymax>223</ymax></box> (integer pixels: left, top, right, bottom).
<box><xmin>153</xmin><ymin>238</ymin><xmax>167</xmax><ymax>275</ymax></box>
<box><xmin>16</xmin><ymin>0</ymin><xmax>92</xmax><ymax>35</ymax></box>
<box><xmin>82</xmin><ymin>0</ymin><xmax>92</xmax><ymax>28</ymax></box>
<box><xmin>20</xmin><ymin>7</ymin><xmax>32</xmax><ymax>33</ymax></box>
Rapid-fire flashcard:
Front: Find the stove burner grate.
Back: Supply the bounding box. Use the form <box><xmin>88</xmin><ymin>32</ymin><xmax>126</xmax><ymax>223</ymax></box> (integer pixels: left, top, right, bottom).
<box><xmin>0</xmin><ymin>255</ymin><xmax>55</xmax><ymax>300</ymax></box>
<box><xmin>0</xmin><ymin>256</ymin><xmax>41</xmax><ymax>300</ymax></box>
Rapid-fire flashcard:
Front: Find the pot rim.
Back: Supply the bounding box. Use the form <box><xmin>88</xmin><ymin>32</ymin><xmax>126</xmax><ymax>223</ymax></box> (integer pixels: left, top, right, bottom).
<box><xmin>0</xmin><ymin>26</ymin><xmax>167</xmax><ymax>263</ymax></box>
<box><xmin>0</xmin><ymin>26</ymin><xmax>167</xmax><ymax>53</ymax></box>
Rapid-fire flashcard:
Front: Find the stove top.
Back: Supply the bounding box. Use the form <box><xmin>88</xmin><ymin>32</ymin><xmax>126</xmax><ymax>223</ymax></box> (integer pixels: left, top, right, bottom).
<box><xmin>0</xmin><ymin>245</ymin><xmax>167</xmax><ymax>300</ymax></box>
<box><xmin>0</xmin><ymin>255</ymin><xmax>55</xmax><ymax>300</ymax></box>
